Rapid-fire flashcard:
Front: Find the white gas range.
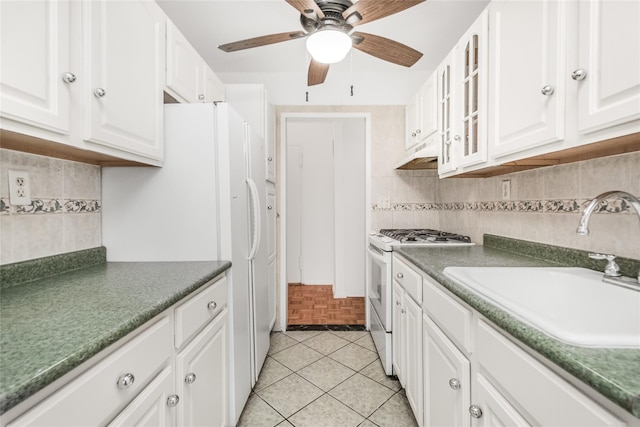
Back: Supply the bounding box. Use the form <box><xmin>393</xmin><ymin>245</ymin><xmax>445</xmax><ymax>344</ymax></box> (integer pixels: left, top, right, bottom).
<box><xmin>367</xmin><ymin>229</ymin><xmax>474</xmax><ymax>375</ymax></box>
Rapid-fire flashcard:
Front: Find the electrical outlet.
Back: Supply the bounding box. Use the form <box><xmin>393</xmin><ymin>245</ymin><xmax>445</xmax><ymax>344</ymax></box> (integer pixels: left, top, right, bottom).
<box><xmin>501</xmin><ymin>180</ymin><xmax>511</xmax><ymax>200</ymax></box>
<box><xmin>8</xmin><ymin>170</ymin><xmax>32</xmax><ymax>206</ymax></box>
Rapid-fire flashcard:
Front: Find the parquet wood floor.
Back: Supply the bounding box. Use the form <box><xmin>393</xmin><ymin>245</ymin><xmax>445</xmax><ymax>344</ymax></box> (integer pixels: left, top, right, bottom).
<box><xmin>287</xmin><ymin>283</ymin><xmax>365</xmax><ymax>325</ymax></box>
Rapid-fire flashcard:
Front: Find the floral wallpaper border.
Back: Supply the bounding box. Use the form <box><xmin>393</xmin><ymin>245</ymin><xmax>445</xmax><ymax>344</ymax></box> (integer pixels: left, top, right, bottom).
<box><xmin>372</xmin><ymin>198</ymin><xmax>636</xmax><ymax>214</ymax></box>
<box><xmin>0</xmin><ymin>198</ymin><xmax>101</xmax><ymax>215</ymax></box>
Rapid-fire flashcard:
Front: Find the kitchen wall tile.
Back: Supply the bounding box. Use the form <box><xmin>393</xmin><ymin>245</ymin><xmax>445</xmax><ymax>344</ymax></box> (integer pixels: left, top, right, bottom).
<box><xmin>544</xmin><ymin>162</ymin><xmax>580</xmax><ymax>199</ymax></box>
<box><xmin>579</xmin><ymin>152</ymin><xmax>637</xmax><ymax>199</ymax></box>
<box><xmin>511</xmin><ymin>168</ymin><xmax>544</xmax><ymax>201</ymax></box>
<box><xmin>63</xmin><ymin>213</ymin><xmax>102</xmax><ymax>253</ymax></box>
<box><xmin>391</xmin><ymin>211</ymin><xmax>415</xmax><ymax>229</ymax></box>
<box><xmin>0</xmin><ymin>149</ymin><xmax>10</xmax><ymax>199</ymax></box>
<box><xmin>413</xmin><ymin>210</ymin><xmax>440</xmax><ymax>230</ymax></box>
<box><xmin>0</xmin><ymin>216</ymin><xmax>12</xmax><ymax>264</ymax></box>
<box><xmin>11</xmin><ymin>214</ymin><xmax>64</xmax><ymax>262</ymax></box>
<box><xmin>7</xmin><ymin>150</ymin><xmax>64</xmax><ymax>199</ymax></box>
<box><xmin>64</xmin><ymin>161</ymin><xmax>101</xmax><ymax>199</ymax></box>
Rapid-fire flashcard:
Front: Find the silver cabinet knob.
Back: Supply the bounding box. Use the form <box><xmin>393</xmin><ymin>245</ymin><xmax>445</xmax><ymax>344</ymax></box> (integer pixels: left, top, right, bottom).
<box><xmin>416</xmin><ymin>129</ymin><xmax>421</xmax><ymax>134</ymax></box>
<box><xmin>395</xmin><ymin>300</ymin><xmax>401</xmax><ymax>306</ymax></box>
<box><xmin>167</xmin><ymin>394</ymin><xmax>180</xmax><ymax>407</ymax></box>
<box><xmin>541</xmin><ymin>85</ymin><xmax>554</xmax><ymax>95</ymax></box>
<box><xmin>449</xmin><ymin>378</ymin><xmax>461</xmax><ymax>390</ymax></box>
<box><xmin>267</xmin><ymin>206</ymin><xmax>273</xmax><ymax>210</ymax></box>
<box><xmin>444</xmin><ymin>139</ymin><xmax>452</xmax><ymax>146</ymax></box>
<box><xmin>396</xmin><ymin>272</ymin><xmax>404</xmax><ymax>279</ymax></box>
<box><xmin>94</xmin><ymin>88</ymin><xmax>106</xmax><ymax>98</ymax></box>
<box><xmin>411</xmin><ymin>132</ymin><xmax>417</xmax><ymax>137</ymax></box>
<box><xmin>401</xmin><ymin>308</ymin><xmax>406</xmax><ymax>314</ymax></box>
<box><xmin>268</xmin><ymin>157</ymin><xmax>273</xmax><ymax>162</ymax></box>
<box><xmin>62</xmin><ymin>72</ymin><xmax>76</xmax><ymax>84</ymax></box>
<box><xmin>117</xmin><ymin>373</ymin><xmax>135</xmax><ymax>389</ymax></box>
<box><xmin>453</xmin><ymin>135</ymin><xmax>461</xmax><ymax>142</ymax></box>
<box><xmin>571</xmin><ymin>69</ymin><xmax>587</xmax><ymax>81</ymax></box>
<box><xmin>198</xmin><ymin>94</ymin><xmax>205</xmax><ymax>101</ymax></box>
<box><xmin>469</xmin><ymin>405</ymin><xmax>483</xmax><ymax>419</ymax></box>
<box><xmin>207</xmin><ymin>301</ymin><xmax>217</xmax><ymax>310</ymax></box>
<box><xmin>185</xmin><ymin>373</ymin><xmax>197</xmax><ymax>384</ymax></box>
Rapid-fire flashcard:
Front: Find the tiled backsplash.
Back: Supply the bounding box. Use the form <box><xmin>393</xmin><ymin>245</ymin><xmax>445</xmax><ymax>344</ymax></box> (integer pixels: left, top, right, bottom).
<box><xmin>0</xmin><ymin>149</ymin><xmax>101</xmax><ymax>264</ymax></box>
<box><xmin>371</xmin><ymin>151</ymin><xmax>640</xmax><ymax>260</ymax></box>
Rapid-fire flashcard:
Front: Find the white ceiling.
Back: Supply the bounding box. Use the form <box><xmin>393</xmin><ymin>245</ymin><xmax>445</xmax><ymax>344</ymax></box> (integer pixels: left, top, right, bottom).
<box><xmin>157</xmin><ymin>0</ymin><xmax>490</xmax><ymax>105</ymax></box>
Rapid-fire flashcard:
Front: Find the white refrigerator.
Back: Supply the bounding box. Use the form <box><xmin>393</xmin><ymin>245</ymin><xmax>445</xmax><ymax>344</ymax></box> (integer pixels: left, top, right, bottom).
<box><xmin>102</xmin><ymin>102</ymin><xmax>270</xmax><ymax>425</ymax></box>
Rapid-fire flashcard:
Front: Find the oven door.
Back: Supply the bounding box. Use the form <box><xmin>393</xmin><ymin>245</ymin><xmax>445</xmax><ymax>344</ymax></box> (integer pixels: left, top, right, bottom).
<box><xmin>367</xmin><ymin>243</ymin><xmax>392</xmax><ymax>332</ymax></box>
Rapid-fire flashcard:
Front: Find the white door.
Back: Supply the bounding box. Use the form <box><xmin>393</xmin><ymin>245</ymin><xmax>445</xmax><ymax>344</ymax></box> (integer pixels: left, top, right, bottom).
<box><xmin>286</xmin><ymin>120</ymin><xmax>335</xmax><ymax>286</ymax></box>
<box><xmin>176</xmin><ymin>312</ymin><xmax>227</xmax><ymax>427</ymax></box>
<box><xmin>489</xmin><ymin>0</ymin><xmax>567</xmax><ymax>158</ymax></box>
<box><xmin>423</xmin><ymin>314</ymin><xmax>471</xmax><ymax>427</ymax></box>
<box><xmin>576</xmin><ymin>0</ymin><xmax>640</xmax><ymax>134</ymax></box>
<box><xmin>286</xmin><ymin>144</ymin><xmax>303</xmax><ymax>284</ymax></box>
<box><xmin>0</xmin><ymin>0</ymin><xmax>71</xmax><ymax>134</ymax></box>
<box><xmin>84</xmin><ymin>0</ymin><xmax>164</xmax><ymax>160</ymax></box>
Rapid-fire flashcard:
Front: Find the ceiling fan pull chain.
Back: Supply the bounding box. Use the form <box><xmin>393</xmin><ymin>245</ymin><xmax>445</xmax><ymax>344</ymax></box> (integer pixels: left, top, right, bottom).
<box><xmin>350</xmin><ymin>49</ymin><xmax>354</xmax><ymax>96</ymax></box>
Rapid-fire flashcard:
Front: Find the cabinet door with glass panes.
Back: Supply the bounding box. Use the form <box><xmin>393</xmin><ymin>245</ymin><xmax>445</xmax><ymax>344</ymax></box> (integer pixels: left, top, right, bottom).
<box><xmin>437</xmin><ymin>50</ymin><xmax>457</xmax><ymax>175</ymax></box>
<box><xmin>455</xmin><ymin>9</ymin><xmax>488</xmax><ymax>169</ymax></box>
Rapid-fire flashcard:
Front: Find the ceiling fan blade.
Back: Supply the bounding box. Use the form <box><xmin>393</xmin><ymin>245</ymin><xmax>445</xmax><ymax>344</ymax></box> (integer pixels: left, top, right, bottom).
<box><xmin>219</xmin><ymin>31</ymin><xmax>306</xmax><ymax>52</ymax></box>
<box><xmin>352</xmin><ymin>32</ymin><xmax>422</xmax><ymax>67</ymax></box>
<box><xmin>343</xmin><ymin>0</ymin><xmax>425</xmax><ymax>26</ymax></box>
<box><xmin>285</xmin><ymin>0</ymin><xmax>325</xmax><ymax>19</ymax></box>
<box><xmin>308</xmin><ymin>59</ymin><xmax>330</xmax><ymax>86</ymax></box>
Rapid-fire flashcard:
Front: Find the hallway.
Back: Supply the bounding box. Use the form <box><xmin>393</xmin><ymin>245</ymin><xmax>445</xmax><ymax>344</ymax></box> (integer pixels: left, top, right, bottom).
<box><xmin>237</xmin><ymin>330</ymin><xmax>417</xmax><ymax>427</ymax></box>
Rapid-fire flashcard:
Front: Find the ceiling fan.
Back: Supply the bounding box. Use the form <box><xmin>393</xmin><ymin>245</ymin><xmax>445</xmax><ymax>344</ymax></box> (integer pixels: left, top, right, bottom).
<box><xmin>218</xmin><ymin>0</ymin><xmax>425</xmax><ymax>86</ymax></box>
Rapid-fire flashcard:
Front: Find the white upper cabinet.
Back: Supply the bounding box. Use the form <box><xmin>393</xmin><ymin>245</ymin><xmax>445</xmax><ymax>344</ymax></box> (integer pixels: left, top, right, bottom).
<box><xmin>84</xmin><ymin>0</ymin><xmax>165</xmax><ymax>162</ymax></box>
<box><xmin>488</xmin><ymin>0</ymin><xmax>640</xmax><ymax>163</ymax></box>
<box><xmin>488</xmin><ymin>0</ymin><xmax>568</xmax><ymax>158</ymax></box>
<box><xmin>0</xmin><ymin>0</ymin><xmax>166</xmax><ymax>165</ymax></box>
<box><xmin>0</xmin><ymin>1</ymin><xmax>72</xmax><ymax>136</ymax></box>
<box><xmin>576</xmin><ymin>0</ymin><xmax>640</xmax><ymax>135</ymax></box>
<box><xmin>405</xmin><ymin>74</ymin><xmax>438</xmax><ymax>151</ymax></box>
<box><xmin>438</xmin><ymin>10</ymin><xmax>488</xmax><ymax>177</ymax></box>
<box><xmin>455</xmin><ymin>10</ymin><xmax>488</xmax><ymax>169</ymax></box>
<box><xmin>166</xmin><ymin>20</ymin><xmax>225</xmax><ymax>104</ymax></box>
<box><xmin>437</xmin><ymin>50</ymin><xmax>457</xmax><ymax>175</ymax></box>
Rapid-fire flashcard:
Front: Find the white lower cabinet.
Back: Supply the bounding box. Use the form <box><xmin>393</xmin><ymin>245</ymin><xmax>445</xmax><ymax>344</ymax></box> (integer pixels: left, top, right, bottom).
<box><xmin>108</xmin><ymin>366</ymin><xmax>176</xmax><ymax>427</ymax></box>
<box><xmin>423</xmin><ymin>313</ymin><xmax>470</xmax><ymax>427</ymax></box>
<box><xmin>176</xmin><ymin>310</ymin><xmax>227</xmax><ymax>427</ymax></box>
<box><xmin>7</xmin><ymin>275</ymin><xmax>228</xmax><ymax>427</ymax></box>
<box><xmin>392</xmin><ymin>255</ymin><xmax>423</xmax><ymax>424</ymax></box>
<box><xmin>415</xmin><ymin>267</ymin><xmax>629</xmax><ymax>427</ymax></box>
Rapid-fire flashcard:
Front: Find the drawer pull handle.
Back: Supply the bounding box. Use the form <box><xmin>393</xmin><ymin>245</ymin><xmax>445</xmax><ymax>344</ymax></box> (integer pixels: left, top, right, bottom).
<box><xmin>167</xmin><ymin>394</ymin><xmax>180</xmax><ymax>407</ymax></box>
<box><xmin>117</xmin><ymin>373</ymin><xmax>135</xmax><ymax>389</ymax></box>
<box><xmin>396</xmin><ymin>273</ymin><xmax>404</xmax><ymax>279</ymax></box>
<box><xmin>448</xmin><ymin>378</ymin><xmax>461</xmax><ymax>390</ymax></box>
<box><xmin>185</xmin><ymin>373</ymin><xmax>197</xmax><ymax>384</ymax></box>
<box><xmin>207</xmin><ymin>301</ymin><xmax>217</xmax><ymax>310</ymax></box>
<box><xmin>469</xmin><ymin>405</ymin><xmax>483</xmax><ymax>419</ymax></box>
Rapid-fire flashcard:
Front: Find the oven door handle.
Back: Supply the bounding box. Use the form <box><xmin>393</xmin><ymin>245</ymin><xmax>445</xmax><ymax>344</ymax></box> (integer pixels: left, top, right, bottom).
<box><xmin>367</xmin><ymin>246</ymin><xmax>387</xmax><ymax>264</ymax></box>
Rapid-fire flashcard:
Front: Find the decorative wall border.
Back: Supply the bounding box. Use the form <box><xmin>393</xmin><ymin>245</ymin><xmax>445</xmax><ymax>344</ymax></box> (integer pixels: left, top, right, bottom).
<box><xmin>372</xmin><ymin>198</ymin><xmax>636</xmax><ymax>214</ymax></box>
<box><xmin>0</xmin><ymin>198</ymin><xmax>101</xmax><ymax>215</ymax></box>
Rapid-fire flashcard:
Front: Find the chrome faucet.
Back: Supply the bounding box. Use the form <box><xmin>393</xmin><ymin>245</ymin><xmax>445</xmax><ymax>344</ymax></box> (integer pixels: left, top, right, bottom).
<box><xmin>576</xmin><ymin>190</ymin><xmax>640</xmax><ymax>287</ymax></box>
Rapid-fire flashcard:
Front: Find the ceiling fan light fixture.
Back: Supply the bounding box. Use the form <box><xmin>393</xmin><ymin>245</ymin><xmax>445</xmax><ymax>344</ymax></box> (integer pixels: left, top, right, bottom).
<box><xmin>306</xmin><ymin>29</ymin><xmax>352</xmax><ymax>64</ymax></box>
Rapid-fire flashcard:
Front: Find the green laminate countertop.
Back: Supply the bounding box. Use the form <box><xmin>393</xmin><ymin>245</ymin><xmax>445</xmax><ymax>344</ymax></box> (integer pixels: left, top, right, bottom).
<box><xmin>0</xmin><ymin>258</ymin><xmax>231</xmax><ymax>415</ymax></box>
<box><xmin>395</xmin><ymin>239</ymin><xmax>640</xmax><ymax>419</ymax></box>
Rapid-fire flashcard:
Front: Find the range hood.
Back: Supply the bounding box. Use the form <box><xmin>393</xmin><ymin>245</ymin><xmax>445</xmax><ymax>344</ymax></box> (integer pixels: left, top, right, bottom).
<box><xmin>394</xmin><ymin>141</ymin><xmax>439</xmax><ymax>170</ymax></box>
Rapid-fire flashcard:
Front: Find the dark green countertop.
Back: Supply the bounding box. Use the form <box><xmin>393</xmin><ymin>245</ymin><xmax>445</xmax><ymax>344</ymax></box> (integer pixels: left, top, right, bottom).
<box><xmin>395</xmin><ymin>235</ymin><xmax>640</xmax><ymax>419</ymax></box>
<box><xmin>0</xmin><ymin>250</ymin><xmax>231</xmax><ymax>415</ymax></box>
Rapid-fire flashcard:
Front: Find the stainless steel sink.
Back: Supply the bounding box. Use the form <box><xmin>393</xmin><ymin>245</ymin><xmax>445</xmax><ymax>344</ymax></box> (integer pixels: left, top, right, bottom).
<box><xmin>443</xmin><ymin>267</ymin><xmax>640</xmax><ymax>348</ymax></box>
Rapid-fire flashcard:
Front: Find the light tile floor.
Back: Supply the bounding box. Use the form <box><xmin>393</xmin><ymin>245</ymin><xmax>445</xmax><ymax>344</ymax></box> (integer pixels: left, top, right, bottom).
<box><xmin>237</xmin><ymin>330</ymin><xmax>418</xmax><ymax>427</ymax></box>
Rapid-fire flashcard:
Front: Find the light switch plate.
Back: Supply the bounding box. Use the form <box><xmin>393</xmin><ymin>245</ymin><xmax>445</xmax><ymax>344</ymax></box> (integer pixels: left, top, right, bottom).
<box><xmin>8</xmin><ymin>170</ymin><xmax>32</xmax><ymax>206</ymax></box>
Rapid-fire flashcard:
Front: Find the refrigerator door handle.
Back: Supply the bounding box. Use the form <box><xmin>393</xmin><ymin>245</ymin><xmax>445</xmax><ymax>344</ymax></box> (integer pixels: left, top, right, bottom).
<box><xmin>246</xmin><ymin>177</ymin><xmax>262</xmax><ymax>260</ymax></box>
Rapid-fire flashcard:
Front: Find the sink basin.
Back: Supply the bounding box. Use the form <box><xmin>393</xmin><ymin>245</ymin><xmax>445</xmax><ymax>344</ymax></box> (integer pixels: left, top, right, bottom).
<box><xmin>443</xmin><ymin>267</ymin><xmax>640</xmax><ymax>348</ymax></box>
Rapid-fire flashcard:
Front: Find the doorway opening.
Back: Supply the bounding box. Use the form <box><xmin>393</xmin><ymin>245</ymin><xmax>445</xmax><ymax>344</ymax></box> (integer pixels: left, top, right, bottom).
<box><xmin>280</xmin><ymin>114</ymin><xmax>370</xmax><ymax>329</ymax></box>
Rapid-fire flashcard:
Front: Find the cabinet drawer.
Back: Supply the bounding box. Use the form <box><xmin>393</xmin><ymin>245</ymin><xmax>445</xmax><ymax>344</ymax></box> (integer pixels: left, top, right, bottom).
<box><xmin>422</xmin><ymin>275</ymin><xmax>472</xmax><ymax>353</ymax></box>
<box><xmin>175</xmin><ymin>275</ymin><xmax>227</xmax><ymax>348</ymax></box>
<box><xmin>476</xmin><ymin>319</ymin><xmax>623</xmax><ymax>426</ymax></box>
<box><xmin>10</xmin><ymin>316</ymin><xmax>172</xmax><ymax>427</ymax></box>
<box><xmin>393</xmin><ymin>256</ymin><xmax>422</xmax><ymax>303</ymax></box>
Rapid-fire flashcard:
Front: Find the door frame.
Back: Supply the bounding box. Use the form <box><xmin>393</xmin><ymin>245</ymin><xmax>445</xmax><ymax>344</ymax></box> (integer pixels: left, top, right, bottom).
<box><xmin>278</xmin><ymin>112</ymin><xmax>372</xmax><ymax>331</ymax></box>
